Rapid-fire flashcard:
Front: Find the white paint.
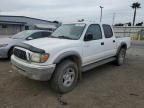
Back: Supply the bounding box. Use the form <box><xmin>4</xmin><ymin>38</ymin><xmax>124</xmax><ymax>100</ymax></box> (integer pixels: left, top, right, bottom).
<box><xmin>14</xmin><ymin>22</ymin><xmax>131</xmax><ymax>67</ymax></box>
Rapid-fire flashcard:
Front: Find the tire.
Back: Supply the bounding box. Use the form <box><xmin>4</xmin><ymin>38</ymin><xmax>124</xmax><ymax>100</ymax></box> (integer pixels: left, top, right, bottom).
<box><xmin>50</xmin><ymin>60</ymin><xmax>79</xmax><ymax>94</ymax></box>
<box><xmin>115</xmin><ymin>48</ymin><xmax>126</xmax><ymax>66</ymax></box>
<box><xmin>8</xmin><ymin>48</ymin><xmax>14</xmax><ymax>59</ymax></box>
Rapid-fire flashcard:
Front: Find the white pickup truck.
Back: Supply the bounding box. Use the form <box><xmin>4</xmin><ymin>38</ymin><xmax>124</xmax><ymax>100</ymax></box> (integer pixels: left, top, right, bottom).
<box><xmin>11</xmin><ymin>22</ymin><xmax>131</xmax><ymax>93</ymax></box>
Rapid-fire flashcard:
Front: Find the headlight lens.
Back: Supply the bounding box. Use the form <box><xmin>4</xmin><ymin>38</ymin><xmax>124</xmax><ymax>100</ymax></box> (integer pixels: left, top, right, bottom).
<box><xmin>40</xmin><ymin>53</ymin><xmax>49</xmax><ymax>63</ymax></box>
<box><xmin>0</xmin><ymin>44</ymin><xmax>8</xmax><ymax>48</ymax></box>
<box><xmin>31</xmin><ymin>53</ymin><xmax>41</xmax><ymax>63</ymax></box>
<box><xmin>31</xmin><ymin>53</ymin><xmax>49</xmax><ymax>63</ymax></box>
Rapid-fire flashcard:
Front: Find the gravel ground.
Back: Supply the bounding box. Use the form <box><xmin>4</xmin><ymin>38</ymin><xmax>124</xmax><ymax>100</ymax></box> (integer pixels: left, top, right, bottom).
<box><xmin>0</xmin><ymin>42</ymin><xmax>144</xmax><ymax>108</ymax></box>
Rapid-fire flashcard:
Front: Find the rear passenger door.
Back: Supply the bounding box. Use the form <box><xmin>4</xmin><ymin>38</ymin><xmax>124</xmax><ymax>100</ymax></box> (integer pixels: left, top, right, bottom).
<box><xmin>102</xmin><ymin>24</ymin><xmax>117</xmax><ymax>58</ymax></box>
<box><xmin>82</xmin><ymin>24</ymin><xmax>105</xmax><ymax>66</ymax></box>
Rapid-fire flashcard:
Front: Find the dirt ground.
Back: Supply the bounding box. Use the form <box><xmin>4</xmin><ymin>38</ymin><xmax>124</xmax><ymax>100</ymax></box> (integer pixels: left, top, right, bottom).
<box><xmin>0</xmin><ymin>41</ymin><xmax>144</xmax><ymax>108</ymax></box>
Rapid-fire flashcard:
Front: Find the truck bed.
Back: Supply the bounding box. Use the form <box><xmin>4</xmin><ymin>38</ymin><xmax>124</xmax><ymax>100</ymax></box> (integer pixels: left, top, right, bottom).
<box><xmin>116</xmin><ymin>37</ymin><xmax>131</xmax><ymax>49</ymax></box>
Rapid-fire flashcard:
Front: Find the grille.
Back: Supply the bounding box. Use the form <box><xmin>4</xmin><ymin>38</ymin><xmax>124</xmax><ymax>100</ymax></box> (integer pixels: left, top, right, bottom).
<box><xmin>14</xmin><ymin>48</ymin><xmax>27</xmax><ymax>60</ymax></box>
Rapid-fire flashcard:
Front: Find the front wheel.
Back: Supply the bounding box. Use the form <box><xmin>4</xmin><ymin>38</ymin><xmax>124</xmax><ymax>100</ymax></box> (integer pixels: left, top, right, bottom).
<box><xmin>115</xmin><ymin>48</ymin><xmax>126</xmax><ymax>66</ymax></box>
<box><xmin>50</xmin><ymin>60</ymin><xmax>79</xmax><ymax>94</ymax></box>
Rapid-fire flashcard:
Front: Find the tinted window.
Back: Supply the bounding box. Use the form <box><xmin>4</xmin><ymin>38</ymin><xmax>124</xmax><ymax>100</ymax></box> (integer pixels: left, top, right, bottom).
<box><xmin>25</xmin><ymin>26</ymin><xmax>29</xmax><ymax>30</ymax></box>
<box><xmin>85</xmin><ymin>24</ymin><xmax>102</xmax><ymax>40</ymax></box>
<box><xmin>2</xmin><ymin>24</ymin><xmax>8</xmax><ymax>28</ymax></box>
<box><xmin>12</xmin><ymin>30</ymin><xmax>35</xmax><ymax>39</ymax></box>
<box><xmin>29</xmin><ymin>32</ymin><xmax>42</xmax><ymax>39</ymax></box>
<box><xmin>42</xmin><ymin>32</ymin><xmax>51</xmax><ymax>37</ymax></box>
<box><xmin>102</xmin><ymin>24</ymin><xmax>113</xmax><ymax>38</ymax></box>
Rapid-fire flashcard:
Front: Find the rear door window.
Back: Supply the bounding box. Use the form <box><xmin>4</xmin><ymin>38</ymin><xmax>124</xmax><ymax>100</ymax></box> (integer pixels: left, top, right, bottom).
<box><xmin>102</xmin><ymin>24</ymin><xmax>113</xmax><ymax>38</ymax></box>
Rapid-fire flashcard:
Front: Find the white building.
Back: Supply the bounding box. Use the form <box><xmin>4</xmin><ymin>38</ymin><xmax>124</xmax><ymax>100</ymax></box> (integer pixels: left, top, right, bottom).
<box><xmin>0</xmin><ymin>15</ymin><xmax>61</xmax><ymax>36</ymax></box>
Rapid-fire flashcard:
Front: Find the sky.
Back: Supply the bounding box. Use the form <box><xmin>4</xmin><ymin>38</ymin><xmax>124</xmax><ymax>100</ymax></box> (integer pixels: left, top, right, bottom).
<box><xmin>0</xmin><ymin>0</ymin><xmax>143</xmax><ymax>24</ymax></box>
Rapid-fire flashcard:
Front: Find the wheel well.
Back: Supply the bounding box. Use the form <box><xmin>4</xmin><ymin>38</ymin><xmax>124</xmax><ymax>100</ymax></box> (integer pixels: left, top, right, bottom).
<box><xmin>121</xmin><ymin>44</ymin><xmax>127</xmax><ymax>49</ymax></box>
<box><xmin>8</xmin><ymin>47</ymin><xmax>14</xmax><ymax>56</ymax></box>
<box><xmin>116</xmin><ymin>43</ymin><xmax>127</xmax><ymax>56</ymax></box>
<box><xmin>57</xmin><ymin>55</ymin><xmax>82</xmax><ymax>68</ymax></box>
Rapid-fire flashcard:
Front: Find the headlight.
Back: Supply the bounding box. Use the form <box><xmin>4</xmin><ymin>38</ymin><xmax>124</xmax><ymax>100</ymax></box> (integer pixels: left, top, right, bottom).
<box><xmin>0</xmin><ymin>44</ymin><xmax>8</xmax><ymax>48</ymax></box>
<box><xmin>31</xmin><ymin>53</ymin><xmax>49</xmax><ymax>63</ymax></box>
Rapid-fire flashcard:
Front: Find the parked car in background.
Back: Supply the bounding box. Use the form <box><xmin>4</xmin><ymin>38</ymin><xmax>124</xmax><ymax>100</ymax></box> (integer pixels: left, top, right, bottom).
<box><xmin>0</xmin><ymin>30</ymin><xmax>52</xmax><ymax>58</ymax></box>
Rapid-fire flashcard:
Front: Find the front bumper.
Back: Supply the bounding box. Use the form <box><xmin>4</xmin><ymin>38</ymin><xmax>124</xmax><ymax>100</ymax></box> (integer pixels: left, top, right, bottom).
<box><xmin>11</xmin><ymin>55</ymin><xmax>56</xmax><ymax>81</ymax></box>
<box><xmin>0</xmin><ymin>47</ymin><xmax>8</xmax><ymax>58</ymax></box>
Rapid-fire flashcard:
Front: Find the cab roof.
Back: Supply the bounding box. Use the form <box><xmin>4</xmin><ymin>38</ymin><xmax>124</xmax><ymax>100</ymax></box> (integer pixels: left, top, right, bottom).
<box><xmin>64</xmin><ymin>21</ymin><xmax>109</xmax><ymax>26</ymax></box>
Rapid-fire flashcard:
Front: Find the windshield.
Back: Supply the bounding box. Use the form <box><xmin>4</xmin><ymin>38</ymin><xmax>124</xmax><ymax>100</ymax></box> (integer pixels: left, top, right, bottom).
<box><xmin>11</xmin><ymin>30</ymin><xmax>35</xmax><ymax>39</ymax></box>
<box><xmin>51</xmin><ymin>24</ymin><xmax>86</xmax><ymax>40</ymax></box>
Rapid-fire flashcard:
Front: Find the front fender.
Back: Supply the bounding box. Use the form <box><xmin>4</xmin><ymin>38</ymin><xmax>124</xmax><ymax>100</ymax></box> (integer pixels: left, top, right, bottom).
<box><xmin>53</xmin><ymin>51</ymin><xmax>82</xmax><ymax>64</ymax></box>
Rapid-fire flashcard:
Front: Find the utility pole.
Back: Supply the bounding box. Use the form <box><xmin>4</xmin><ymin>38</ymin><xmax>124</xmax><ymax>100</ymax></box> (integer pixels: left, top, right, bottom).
<box><xmin>100</xmin><ymin>6</ymin><xmax>104</xmax><ymax>23</ymax></box>
<box><xmin>112</xmin><ymin>13</ymin><xmax>116</xmax><ymax>25</ymax></box>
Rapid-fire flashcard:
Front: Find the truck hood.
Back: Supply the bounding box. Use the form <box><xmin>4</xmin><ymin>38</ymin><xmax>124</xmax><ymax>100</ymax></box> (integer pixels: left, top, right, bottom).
<box><xmin>24</xmin><ymin>38</ymin><xmax>79</xmax><ymax>51</ymax></box>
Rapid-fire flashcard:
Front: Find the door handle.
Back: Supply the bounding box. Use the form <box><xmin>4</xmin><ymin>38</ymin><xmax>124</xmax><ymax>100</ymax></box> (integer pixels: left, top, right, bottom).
<box><xmin>113</xmin><ymin>40</ymin><xmax>116</xmax><ymax>43</ymax></box>
<box><xmin>101</xmin><ymin>42</ymin><xmax>104</xmax><ymax>45</ymax></box>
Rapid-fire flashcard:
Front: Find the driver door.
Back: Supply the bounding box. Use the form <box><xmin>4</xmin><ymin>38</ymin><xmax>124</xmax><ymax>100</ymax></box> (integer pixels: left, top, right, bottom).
<box><xmin>82</xmin><ymin>24</ymin><xmax>105</xmax><ymax>66</ymax></box>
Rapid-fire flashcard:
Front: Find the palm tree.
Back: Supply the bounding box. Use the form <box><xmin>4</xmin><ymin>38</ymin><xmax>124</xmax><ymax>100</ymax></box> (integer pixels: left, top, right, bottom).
<box><xmin>131</xmin><ymin>2</ymin><xmax>141</xmax><ymax>26</ymax></box>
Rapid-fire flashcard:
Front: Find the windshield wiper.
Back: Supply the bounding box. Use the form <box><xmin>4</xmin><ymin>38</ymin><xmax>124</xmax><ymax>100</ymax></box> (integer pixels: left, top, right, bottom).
<box><xmin>58</xmin><ymin>36</ymin><xmax>73</xmax><ymax>40</ymax></box>
<box><xmin>48</xmin><ymin>35</ymin><xmax>74</xmax><ymax>40</ymax></box>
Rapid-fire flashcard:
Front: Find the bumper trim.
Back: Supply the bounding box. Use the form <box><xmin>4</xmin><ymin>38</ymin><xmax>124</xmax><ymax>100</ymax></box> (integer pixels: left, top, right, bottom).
<box><xmin>11</xmin><ymin>55</ymin><xmax>56</xmax><ymax>81</ymax></box>
<box><xmin>0</xmin><ymin>48</ymin><xmax>8</xmax><ymax>58</ymax></box>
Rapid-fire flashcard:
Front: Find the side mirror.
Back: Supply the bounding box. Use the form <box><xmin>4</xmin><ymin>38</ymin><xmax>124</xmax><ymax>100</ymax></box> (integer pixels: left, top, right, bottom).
<box><xmin>27</xmin><ymin>37</ymin><xmax>33</xmax><ymax>40</ymax></box>
<box><xmin>84</xmin><ymin>34</ymin><xmax>93</xmax><ymax>41</ymax></box>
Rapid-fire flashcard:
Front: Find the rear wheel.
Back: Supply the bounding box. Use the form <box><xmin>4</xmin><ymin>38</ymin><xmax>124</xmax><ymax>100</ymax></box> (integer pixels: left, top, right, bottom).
<box><xmin>50</xmin><ymin>60</ymin><xmax>79</xmax><ymax>94</ymax></box>
<box><xmin>115</xmin><ymin>48</ymin><xmax>126</xmax><ymax>66</ymax></box>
